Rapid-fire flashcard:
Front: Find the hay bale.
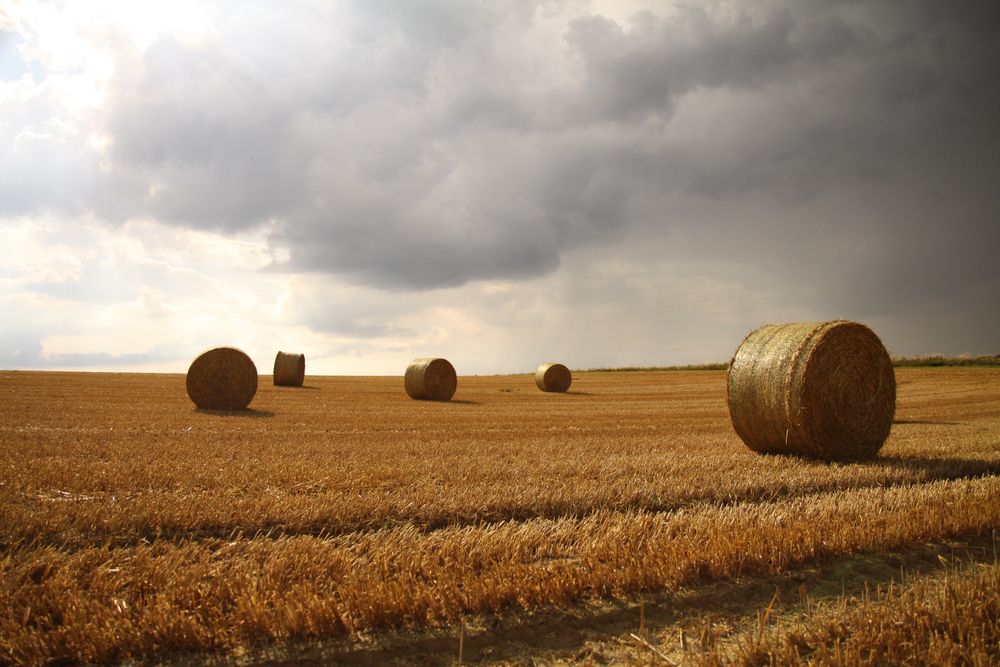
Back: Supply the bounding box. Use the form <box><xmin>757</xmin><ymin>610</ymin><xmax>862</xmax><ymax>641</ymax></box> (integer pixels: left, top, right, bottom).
<box><xmin>727</xmin><ymin>320</ymin><xmax>895</xmax><ymax>460</ymax></box>
<box><xmin>404</xmin><ymin>358</ymin><xmax>457</xmax><ymax>401</ymax></box>
<box><xmin>186</xmin><ymin>347</ymin><xmax>258</xmax><ymax>410</ymax></box>
<box><xmin>535</xmin><ymin>362</ymin><xmax>572</xmax><ymax>393</ymax></box>
<box><xmin>273</xmin><ymin>351</ymin><xmax>305</xmax><ymax>387</ymax></box>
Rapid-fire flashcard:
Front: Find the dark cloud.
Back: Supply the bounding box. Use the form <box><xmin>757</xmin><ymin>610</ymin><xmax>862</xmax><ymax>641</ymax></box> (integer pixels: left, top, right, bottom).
<box><xmin>4</xmin><ymin>1</ymin><xmax>1000</xmax><ymax>353</ymax></box>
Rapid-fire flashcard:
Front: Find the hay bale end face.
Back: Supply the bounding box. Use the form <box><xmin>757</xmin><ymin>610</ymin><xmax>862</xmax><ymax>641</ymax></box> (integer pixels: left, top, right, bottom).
<box><xmin>535</xmin><ymin>362</ymin><xmax>572</xmax><ymax>393</ymax></box>
<box><xmin>727</xmin><ymin>320</ymin><xmax>895</xmax><ymax>460</ymax></box>
<box><xmin>186</xmin><ymin>347</ymin><xmax>258</xmax><ymax>410</ymax></box>
<box><xmin>404</xmin><ymin>358</ymin><xmax>457</xmax><ymax>401</ymax></box>
<box><xmin>273</xmin><ymin>351</ymin><xmax>305</xmax><ymax>387</ymax></box>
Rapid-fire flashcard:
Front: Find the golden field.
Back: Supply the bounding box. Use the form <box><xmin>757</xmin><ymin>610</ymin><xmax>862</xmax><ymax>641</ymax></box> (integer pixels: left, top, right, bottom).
<box><xmin>1</xmin><ymin>368</ymin><xmax>998</xmax><ymax>664</ymax></box>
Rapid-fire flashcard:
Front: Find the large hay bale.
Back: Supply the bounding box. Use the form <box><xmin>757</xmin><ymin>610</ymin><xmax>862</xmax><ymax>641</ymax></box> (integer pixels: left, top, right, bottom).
<box><xmin>404</xmin><ymin>358</ymin><xmax>457</xmax><ymax>401</ymax></box>
<box><xmin>186</xmin><ymin>347</ymin><xmax>258</xmax><ymax>410</ymax></box>
<box><xmin>535</xmin><ymin>362</ymin><xmax>572</xmax><ymax>393</ymax></box>
<box><xmin>273</xmin><ymin>351</ymin><xmax>305</xmax><ymax>387</ymax></box>
<box><xmin>727</xmin><ymin>320</ymin><xmax>895</xmax><ymax>460</ymax></box>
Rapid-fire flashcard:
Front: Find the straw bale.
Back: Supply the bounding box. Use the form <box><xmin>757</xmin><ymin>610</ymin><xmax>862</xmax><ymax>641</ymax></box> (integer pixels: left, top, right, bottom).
<box><xmin>727</xmin><ymin>320</ymin><xmax>895</xmax><ymax>460</ymax></box>
<box><xmin>535</xmin><ymin>362</ymin><xmax>572</xmax><ymax>393</ymax></box>
<box><xmin>185</xmin><ymin>347</ymin><xmax>258</xmax><ymax>410</ymax></box>
<box><xmin>273</xmin><ymin>351</ymin><xmax>305</xmax><ymax>387</ymax></box>
<box><xmin>404</xmin><ymin>358</ymin><xmax>457</xmax><ymax>401</ymax></box>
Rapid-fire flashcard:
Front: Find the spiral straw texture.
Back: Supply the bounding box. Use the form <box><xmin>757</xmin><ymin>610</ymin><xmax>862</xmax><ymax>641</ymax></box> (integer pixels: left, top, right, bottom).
<box><xmin>404</xmin><ymin>358</ymin><xmax>457</xmax><ymax>401</ymax></box>
<box><xmin>727</xmin><ymin>320</ymin><xmax>895</xmax><ymax>460</ymax></box>
<box><xmin>535</xmin><ymin>362</ymin><xmax>572</xmax><ymax>393</ymax></box>
<box><xmin>185</xmin><ymin>347</ymin><xmax>258</xmax><ymax>410</ymax></box>
<box><xmin>273</xmin><ymin>351</ymin><xmax>305</xmax><ymax>387</ymax></box>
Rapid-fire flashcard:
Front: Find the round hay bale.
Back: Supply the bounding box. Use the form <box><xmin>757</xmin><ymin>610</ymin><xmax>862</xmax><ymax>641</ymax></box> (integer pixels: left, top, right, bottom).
<box><xmin>727</xmin><ymin>320</ymin><xmax>895</xmax><ymax>460</ymax></box>
<box><xmin>404</xmin><ymin>358</ymin><xmax>457</xmax><ymax>401</ymax></box>
<box><xmin>186</xmin><ymin>347</ymin><xmax>258</xmax><ymax>410</ymax></box>
<box><xmin>273</xmin><ymin>351</ymin><xmax>305</xmax><ymax>387</ymax></box>
<box><xmin>535</xmin><ymin>362</ymin><xmax>572</xmax><ymax>393</ymax></box>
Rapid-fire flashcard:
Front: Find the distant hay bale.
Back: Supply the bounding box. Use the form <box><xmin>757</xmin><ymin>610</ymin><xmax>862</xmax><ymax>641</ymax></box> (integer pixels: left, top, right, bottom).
<box><xmin>727</xmin><ymin>320</ymin><xmax>895</xmax><ymax>460</ymax></box>
<box><xmin>186</xmin><ymin>347</ymin><xmax>258</xmax><ymax>410</ymax></box>
<box><xmin>404</xmin><ymin>358</ymin><xmax>457</xmax><ymax>401</ymax></box>
<box><xmin>535</xmin><ymin>362</ymin><xmax>572</xmax><ymax>393</ymax></box>
<box><xmin>273</xmin><ymin>351</ymin><xmax>305</xmax><ymax>387</ymax></box>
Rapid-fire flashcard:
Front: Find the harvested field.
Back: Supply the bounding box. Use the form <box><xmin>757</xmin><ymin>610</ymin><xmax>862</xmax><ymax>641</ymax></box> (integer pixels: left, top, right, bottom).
<box><xmin>693</xmin><ymin>556</ymin><xmax>1000</xmax><ymax>666</ymax></box>
<box><xmin>0</xmin><ymin>368</ymin><xmax>998</xmax><ymax>664</ymax></box>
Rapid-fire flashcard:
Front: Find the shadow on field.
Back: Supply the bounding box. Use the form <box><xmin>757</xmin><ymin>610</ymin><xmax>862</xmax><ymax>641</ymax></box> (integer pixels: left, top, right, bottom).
<box><xmin>194</xmin><ymin>408</ymin><xmax>276</xmax><ymax>418</ymax></box>
<box><xmin>275</xmin><ymin>385</ymin><xmax>321</xmax><ymax>391</ymax></box>
<box><xmin>564</xmin><ymin>391</ymin><xmax>593</xmax><ymax>396</ymax></box>
<box><xmin>875</xmin><ymin>454</ymin><xmax>1000</xmax><ymax>479</ymax></box>
<box><xmin>448</xmin><ymin>399</ymin><xmax>482</xmax><ymax>406</ymax></box>
<box><xmin>762</xmin><ymin>451</ymin><xmax>1000</xmax><ymax>482</ymax></box>
<box><xmin>893</xmin><ymin>419</ymin><xmax>961</xmax><ymax>425</ymax></box>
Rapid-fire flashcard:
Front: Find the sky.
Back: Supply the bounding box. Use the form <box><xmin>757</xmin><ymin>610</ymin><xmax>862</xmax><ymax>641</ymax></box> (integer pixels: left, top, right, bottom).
<box><xmin>1</xmin><ymin>0</ymin><xmax>998</xmax><ymax>375</ymax></box>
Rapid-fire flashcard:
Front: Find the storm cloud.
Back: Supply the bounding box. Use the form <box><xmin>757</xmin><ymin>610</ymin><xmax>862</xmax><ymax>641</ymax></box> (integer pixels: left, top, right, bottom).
<box><xmin>2</xmin><ymin>0</ymin><xmax>999</xmax><ymax>370</ymax></box>
<box><xmin>8</xmin><ymin>1</ymin><xmax>995</xmax><ymax>287</ymax></box>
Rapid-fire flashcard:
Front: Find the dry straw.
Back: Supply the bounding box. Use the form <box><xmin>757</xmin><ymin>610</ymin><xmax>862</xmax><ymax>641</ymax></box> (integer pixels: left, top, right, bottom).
<box><xmin>273</xmin><ymin>351</ymin><xmax>305</xmax><ymax>387</ymax></box>
<box><xmin>727</xmin><ymin>320</ymin><xmax>895</xmax><ymax>460</ymax></box>
<box><xmin>186</xmin><ymin>347</ymin><xmax>258</xmax><ymax>410</ymax></box>
<box><xmin>535</xmin><ymin>362</ymin><xmax>572</xmax><ymax>393</ymax></box>
<box><xmin>404</xmin><ymin>358</ymin><xmax>457</xmax><ymax>401</ymax></box>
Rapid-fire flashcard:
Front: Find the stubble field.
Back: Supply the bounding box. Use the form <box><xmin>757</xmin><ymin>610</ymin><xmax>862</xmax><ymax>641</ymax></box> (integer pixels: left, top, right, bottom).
<box><xmin>1</xmin><ymin>368</ymin><xmax>998</xmax><ymax>665</ymax></box>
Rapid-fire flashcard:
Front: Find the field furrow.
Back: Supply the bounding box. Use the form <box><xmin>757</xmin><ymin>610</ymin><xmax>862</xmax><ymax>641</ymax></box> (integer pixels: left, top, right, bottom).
<box><xmin>2</xmin><ymin>476</ymin><xmax>998</xmax><ymax>664</ymax></box>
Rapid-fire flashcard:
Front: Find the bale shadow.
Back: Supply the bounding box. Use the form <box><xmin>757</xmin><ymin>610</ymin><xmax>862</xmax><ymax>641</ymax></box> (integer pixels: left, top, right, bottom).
<box><xmin>873</xmin><ymin>454</ymin><xmax>1000</xmax><ymax>479</ymax></box>
<box><xmin>893</xmin><ymin>419</ymin><xmax>961</xmax><ymax>425</ymax></box>
<box><xmin>272</xmin><ymin>384</ymin><xmax>321</xmax><ymax>391</ymax></box>
<box><xmin>564</xmin><ymin>391</ymin><xmax>594</xmax><ymax>396</ymax></box>
<box><xmin>757</xmin><ymin>450</ymin><xmax>997</xmax><ymax>478</ymax></box>
<box><xmin>448</xmin><ymin>399</ymin><xmax>482</xmax><ymax>406</ymax></box>
<box><xmin>194</xmin><ymin>408</ymin><xmax>276</xmax><ymax>418</ymax></box>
